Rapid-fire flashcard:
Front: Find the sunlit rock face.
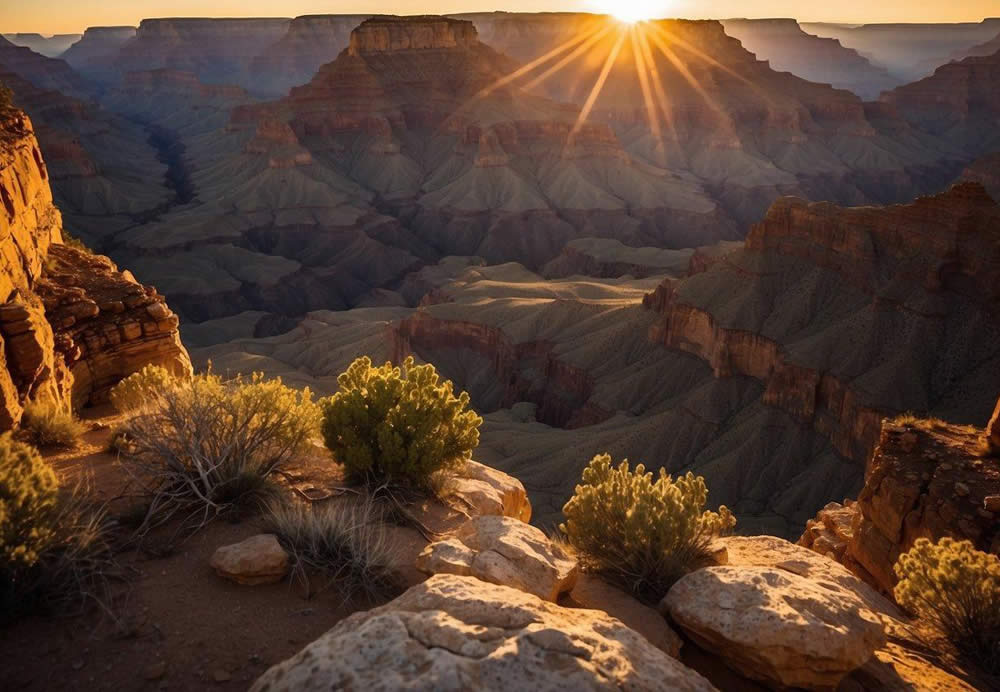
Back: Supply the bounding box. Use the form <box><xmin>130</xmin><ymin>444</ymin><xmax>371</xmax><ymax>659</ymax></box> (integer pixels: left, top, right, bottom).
<box><xmin>720</xmin><ymin>19</ymin><xmax>901</xmax><ymax>100</ymax></box>
<box><xmin>0</xmin><ymin>112</ymin><xmax>190</xmax><ymax>426</ymax></box>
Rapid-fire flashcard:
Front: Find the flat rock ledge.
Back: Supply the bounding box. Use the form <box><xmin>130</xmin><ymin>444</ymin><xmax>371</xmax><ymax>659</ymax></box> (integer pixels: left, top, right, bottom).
<box><xmin>664</xmin><ymin>565</ymin><xmax>886</xmax><ymax>690</ymax></box>
<box><xmin>209</xmin><ymin>534</ymin><xmax>290</xmax><ymax>586</ymax></box>
<box><xmin>250</xmin><ymin>574</ymin><xmax>717</xmax><ymax>692</ymax></box>
<box><xmin>415</xmin><ymin>514</ymin><xmax>577</xmax><ymax>601</ymax></box>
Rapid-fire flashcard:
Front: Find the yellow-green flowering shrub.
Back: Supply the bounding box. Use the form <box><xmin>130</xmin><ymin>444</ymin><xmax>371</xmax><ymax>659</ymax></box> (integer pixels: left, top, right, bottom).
<box><xmin>320</xmin><ymin>356</ymin><xmax>482</xmax><ymax>489</ymax></box>
<box><xmin>110</xmin><ymin>364</ymin><xmax>179</xmax><ymax>413</ymax></box>
<box><xmin>894</xmin><ymin>537</ymin><xmax>1000</xmax><ymax>672</ymax></box>
<box><xmin>561</xmin><ymin>453</ymin><xmax>736</xmax><ymax>601</ymax></box>
<box><xmin>0</xmin><ymin>434</ymin><xmax>58</xmax><ymax>571</ymax></box>
<box><xmin>118</xmin><ymin>372</ymin><xmax>321</xmax><ymax>531</ymax></box>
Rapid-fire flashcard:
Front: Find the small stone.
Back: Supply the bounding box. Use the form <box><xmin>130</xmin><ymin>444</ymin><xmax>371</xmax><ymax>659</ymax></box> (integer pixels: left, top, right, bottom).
<box><xmin>144</xmin><ymin>662</ymin><xmax>167</xmax><ymax>680</ymax></box>
<box><xmin>210</xmin><ymin>534</ymin><xmax>289</xmax><ymax>585</ymax></box>
<box><xmin>213</xmin><ymin>669</ymin><xmax>231</xmax><ymax>683</ymax></box>
<box><xmin>146</xmin><ymin>302</ymin><xmax>171</xmax><ymax>320</ymax></box>
<box><xmin>954</xmin><ymin>482</ymin><xmax>970</xmax><ymax>497</ymax></box>
<box><xmin>984</xmin><ymin>496</ymin><xmax>1000</xmax><ymax>512</ymax></box>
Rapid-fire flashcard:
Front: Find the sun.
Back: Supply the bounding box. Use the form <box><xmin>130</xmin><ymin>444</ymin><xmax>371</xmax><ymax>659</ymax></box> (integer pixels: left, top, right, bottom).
<box><xmin>593</xmin><ymin>0</ymin><xmax>666</xmax><ymax>23</ymax></box>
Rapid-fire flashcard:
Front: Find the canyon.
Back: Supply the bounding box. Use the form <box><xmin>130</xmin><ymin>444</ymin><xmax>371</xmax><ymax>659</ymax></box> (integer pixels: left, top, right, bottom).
<box><xmin>1</xmin><ymin>11</ymin><xmax>998</xmax><ymax>539</ymax></box>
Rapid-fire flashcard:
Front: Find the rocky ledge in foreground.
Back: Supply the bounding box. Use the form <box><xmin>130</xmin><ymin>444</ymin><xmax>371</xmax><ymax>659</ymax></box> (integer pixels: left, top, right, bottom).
<box><xmin>800</xmin><ymin>400</ymin><xmax>1000</xmax><ymax>595</ymax></box>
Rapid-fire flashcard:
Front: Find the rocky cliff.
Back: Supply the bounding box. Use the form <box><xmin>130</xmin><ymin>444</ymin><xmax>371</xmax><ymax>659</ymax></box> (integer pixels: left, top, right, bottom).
<box><xmin>720</xmin><ymin>18</ymin><xmax>901</xmax><ymax>100</ymax></box>
<box><xmin>881</xmin><ymin>46</ymin><xmax>1000</xmax><ymax>152</ymax></box>
<box><xmin>0</xmin><ymin>110</ymin><xmax>190</xmax><ymax>425</ymax></box>
<box><xmin>60</xmin><ymin>26</ymin><xmax>136</xmax><ymax>83</ymax></box>
<box><xmin>249</xmin><ymin>15</ymin><xmax>367</xmax><ymax>96</ymax></box>
<box><xmin>643</xmin><ymin>183</ymin><xmax>1000</xmax><ymax>467</ymax></box>
<box><xmin>800</xmin><ymin>408</ymin><xmax>1000</xmax><ymax>596</ymax></box>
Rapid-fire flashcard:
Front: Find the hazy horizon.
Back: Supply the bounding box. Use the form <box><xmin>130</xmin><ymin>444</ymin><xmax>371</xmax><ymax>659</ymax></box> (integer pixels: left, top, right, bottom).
<box><xmin>2</xmin><ymin>0</ymin><xmax>999</xmax><ymax>35</ymax></box>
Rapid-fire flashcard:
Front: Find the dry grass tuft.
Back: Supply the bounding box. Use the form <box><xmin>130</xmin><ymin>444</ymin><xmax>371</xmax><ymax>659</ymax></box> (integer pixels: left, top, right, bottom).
<box><xmin>262</xmin><ymin>498</ymin><xmax>396</xmax><ymax>603</ymax></box>
<box><xmin>20</xmin><ymin>400</ymin><xmax>86</xmax><ymax>449</ymax></box>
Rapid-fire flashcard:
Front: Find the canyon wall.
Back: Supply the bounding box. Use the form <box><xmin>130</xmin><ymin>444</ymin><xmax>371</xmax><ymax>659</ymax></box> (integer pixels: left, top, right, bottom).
<box><xmin>0</xmin><ymin>111</ymin><xmax>190</xmax><ymax>425</ymax></box>
<box><xmin>643</xmin><ymin>182</ymin><xmax>1000</xmax><ymax>469</ymax></box>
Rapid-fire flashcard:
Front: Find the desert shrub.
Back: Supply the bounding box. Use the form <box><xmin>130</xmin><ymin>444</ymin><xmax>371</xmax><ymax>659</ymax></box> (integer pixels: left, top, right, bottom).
<box><xmin>262</xmin><ymin>498</ymin><xmax>395</xmax><ymax>602</ymax></box>
<box><xmin>110</xmin><ymin>364</ymin><xmax>179</xmax><ymax>414</ymax></box>
<box><xmin>894</xmin><ymin>537</ymin><xmax>1000</xmax><ymax>673</ymax></box>
<box><xmin>320</xmin><ymin>356</ymin><xmax>482</xmax><ymax>490</ymax></box>
<box><xmin>0</xmin><ymin>433</ymin><xmax>59</xmax><ymax>571</ymax></box>
<box><xmin>21</xmin><ymin>400</ymin><xmax>86</xmax><ymax>448</ymax></box>
<box><xmin>560</xmin><ymin>453</ymin><xmax>736</xmax><ymax>602</ymax></box>
<box><xmin>117</xmin><ymin>372</ymin><xmax>320</xmax><ymax>533</ymax></box>
<box><xmin>0</xmin><ymin>435</ymin><xmax>114</xmax><ymax>622</ymax></box>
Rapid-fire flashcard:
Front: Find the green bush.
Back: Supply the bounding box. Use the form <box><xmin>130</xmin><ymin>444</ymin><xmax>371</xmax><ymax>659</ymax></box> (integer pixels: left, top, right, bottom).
<box><xmin>320</xmin><ymin>356</ymin><xmax>482</xmax><ymax>490</ymax></box>
<box><xmin>118</xmin><ymin>372</ymin><xmax>320</xmax><ymax>533</ymax></box>
<box><xmin>20</xmin><ymin>400</ymin><xmax>86</xmax><ymax>448</ymax></box>
<box><xmin>110</xmin><ymin>364</ymin><xmax>180</xmax><ymax>414</ymax></box>
<box><xmin>560</xmin><ymin>453</ymin><xmax>735</xmax><ymax>601</ymax></box>
<box><xmin>0</xmin><ymin>433</ymin><xmax>59</xmax><ymax>571</ymax></box>
<box><xmin>0</xmin><ymin>434</ymin><xmax>113</xmax><ymax>622</ymax></box>
<box><xmin>894</xmin><ymin>537</ymin><xmax>1000</xmax><ymax>673</ymax></box>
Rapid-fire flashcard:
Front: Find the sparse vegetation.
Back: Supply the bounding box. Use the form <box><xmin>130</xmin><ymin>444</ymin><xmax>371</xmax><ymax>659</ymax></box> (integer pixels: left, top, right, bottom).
<box><xmin>561</xmin><ymin>453</ymin><xmax>736</xmax><ymax>602</ymax></box>
<box><xmin>0</xmin><ymin>434</ymin><xmax>114</xmax><ymax>623</ymax></box>
<box><xmin>109</xmin><ymin>364</ymin><xmax>180</xmax><ymax>414</ymax></box>
<box><xmin>894</xmin><ymin>537</ymin><xmax>1000</xmax><ymax>674</ymax></box>
<box><xmin>262</xmin><ymin>498</ymin><xmax>395</xmax><ymax>602</ymax></box>
<box><xmin>117</xmin><ymin>372</ymin><xmax>320</xmax><ymax>534</ymax></box>
<box><xmin>0</xmin><ymin>83</ymin><xmax>28</xmax><ymax>145</ymax></box>
<box><xmin>20</xmin><ymin>399</ymin><xmax>86</xmax><ymax>448</ymax></box>
<box><xmin>320</xmin><ymin>356</ymin><xmax>482</xmax><ymax>491</ymax></box>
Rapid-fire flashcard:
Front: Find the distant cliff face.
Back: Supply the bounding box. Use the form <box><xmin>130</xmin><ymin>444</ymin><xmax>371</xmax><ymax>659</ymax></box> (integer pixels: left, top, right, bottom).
<box><xmin>720</xmin><ymin>19</ymin><xmax>901</xmax><ymax>100</ymax></box>
<box><xmin>0</xmin><ymin>111</ymin><xmax>190</xmax><ymax>426</ymax></box>
<box><xmin>644</xmin><ymin>182</ymin><xmax>1000</xmax><ymax>468</ymax></box>
<box><xmin>60</xmin><ymin>26</ymin><xmax>136</xmax><ymax>82</ymax></box>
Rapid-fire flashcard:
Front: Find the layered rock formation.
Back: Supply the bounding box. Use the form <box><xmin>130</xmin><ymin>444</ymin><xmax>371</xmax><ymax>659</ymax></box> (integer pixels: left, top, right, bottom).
<box><xmin>801</xmin><ymin>411</ymin><xmax>1000</xmax><ymax>595</ymax></box>
<box><xmin>720</xmin><ymin>19</ymin><xmax>900</xmax><ymax>100</ymax></box>
<box><xmin>249</xmin><ymin>14</ymin><xmax>369</xmax><ymax>96</ymax></box>
<box><xmin>0</xmin><ymin>110</ymin><xmax>190</xmax><ymax>426</ymax></box>
<box><xmin>60</xmin><ymin>26</ymin><xmax>136</xmax><ymax>84</ymax></box>
<box><xmin>111</xmin><ymin>18</ymin><xmax>290</xmax><ymax>93</ymax></box>
<box><xmin>881</xmin><ymin>47</ymin><xmax>1000</xmax><ymax>153</ymax></box>
<box><xmin>0</xmin><ymin>36</ymin><xmax>90</xmax><ymax>98</ymax></box>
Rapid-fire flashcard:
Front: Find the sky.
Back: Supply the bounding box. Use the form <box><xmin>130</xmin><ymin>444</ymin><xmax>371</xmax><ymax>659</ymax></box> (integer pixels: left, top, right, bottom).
<box><xmin>2</xmin><ymin>0</ymin><xmax>998</xmax><ymax>34</ymax></box>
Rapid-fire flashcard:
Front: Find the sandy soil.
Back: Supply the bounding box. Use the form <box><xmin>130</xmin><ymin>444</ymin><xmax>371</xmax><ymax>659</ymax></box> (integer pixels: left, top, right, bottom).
<box><xmin>0</xmin><ymin>411</ymin><xmax>385</xmax><ymax>692</ymax></box>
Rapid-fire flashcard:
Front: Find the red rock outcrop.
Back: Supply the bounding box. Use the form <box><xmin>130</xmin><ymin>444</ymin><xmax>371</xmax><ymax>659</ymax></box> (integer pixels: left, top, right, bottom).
<box><xmin>801</xmin><ymin>411</ymin><xmax>1000</xmax><ymax>595</ymax></box>
<box><xmin>0</xmin><ymin>110</ymin><xmax>190</xmax><ymax>425</ymax></box>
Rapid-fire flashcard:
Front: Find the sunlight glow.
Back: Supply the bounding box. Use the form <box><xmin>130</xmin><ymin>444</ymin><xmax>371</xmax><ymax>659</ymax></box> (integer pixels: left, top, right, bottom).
<box><xmin>594</xmin><ymin>0</ymin><xmax>668</xmax><ymax>23</ymax></box>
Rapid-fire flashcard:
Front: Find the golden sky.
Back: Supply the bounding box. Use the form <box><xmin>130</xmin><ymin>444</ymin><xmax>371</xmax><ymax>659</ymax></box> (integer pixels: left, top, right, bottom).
<box><xmin>2</xmin><ymin>0</ymin><xmax>998</xmax><ymax>34</ymax></box>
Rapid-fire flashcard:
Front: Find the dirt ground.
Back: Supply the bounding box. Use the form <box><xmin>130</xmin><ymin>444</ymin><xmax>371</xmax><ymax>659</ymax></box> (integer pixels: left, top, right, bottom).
<box><xmin>0</xmin><ymin>412</ymin><xmax>385</xmax><ymax>692</ymax></box>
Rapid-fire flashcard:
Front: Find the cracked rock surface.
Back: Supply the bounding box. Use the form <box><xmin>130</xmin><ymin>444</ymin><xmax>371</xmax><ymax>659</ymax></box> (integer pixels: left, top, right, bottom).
<box><xmin>665</xmin><ymin>565</ymin><xmax>886</xmax><ymax>690</ymax></box>
<box><xmin>250</xmin><ymin>574</ymin><xmax>717</xmax><ymax>692</ymax></box>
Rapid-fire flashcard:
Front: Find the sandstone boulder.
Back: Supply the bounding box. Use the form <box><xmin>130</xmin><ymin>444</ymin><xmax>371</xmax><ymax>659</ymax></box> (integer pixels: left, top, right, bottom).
<box><xmin>446</xmin><ymin>459</ymin><xmax>531</xmax><ymax>522</ymax></box>
<box><xmin>721</xmin><ymin>535</ymin><xmax>901</xmax><ymax>620</ymax></box>
<box><xmin>416</xmin><ymin>515</ymin><xmax>577</xmax><ymax>601</ymax></box>
<box><xmin>664</xmin><ymin>565</ymin><xmax>886</xmax><ymax>690</ymax></box>
<box><xmin>209</xmin><ymin>534</ymin><xmax>289</xmax><ymax>585</ymax></box>
<box><xmin>250</xmin><ymin>574</ymin><xmax>717</xmax><ymax>692</ymax></box>
<box><xmin>568</xmin><ymin>571</ymin><xmax>683</xmax><ymax>658</ymax></box>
